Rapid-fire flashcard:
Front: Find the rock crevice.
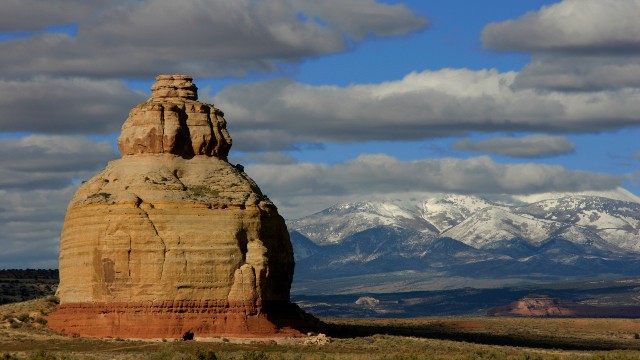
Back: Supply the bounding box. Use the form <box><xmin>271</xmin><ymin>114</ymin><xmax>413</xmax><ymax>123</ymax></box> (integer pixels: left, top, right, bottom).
<box><xmin>136</xmin><ymin>203</ymin><xmax>167</xmax><ymax>280</ymax></box>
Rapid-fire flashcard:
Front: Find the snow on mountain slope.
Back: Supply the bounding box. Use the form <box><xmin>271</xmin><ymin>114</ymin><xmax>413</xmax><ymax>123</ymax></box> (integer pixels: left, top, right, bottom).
<box><xmin>513</xmin><ymin>187</ymin><xmax>640</xmax><ymax>205</ymax></box>
<box><xmin>551</xmin><ymin>226</ymin><xmax>614</xmax><ymax>251</ymax></box>
<box><xmin>514</xmin><ymin>195</ymin><xmax>640</xmax><ymax>251</ymax></box>
<box><xmin>289</xmin><ymin>201</ymin><xmax>437</xmax><ymax>245</ymax></box>
<box><xmin>440</xmin><ymin>207</ymin><xmax>558</xmax><ymax>248</ymax></box>
<box><xmin>289</xmin><ymin>191</ymin><xmax>640</xmax><ymax>253</ymax></box>
<box><xmin>419</xmin><ymin>194</ymin><xmax>496</xmax><ymax>232</ymax></box>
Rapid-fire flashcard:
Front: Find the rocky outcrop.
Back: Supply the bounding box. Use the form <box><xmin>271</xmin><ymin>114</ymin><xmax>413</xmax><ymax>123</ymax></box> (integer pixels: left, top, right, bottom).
<box><xmin>47</xmin><ymin>75</ymin><xmax>313</xmax><ymax>339</ymax></box>
<box><xmin>118</xmin><ymin>75</ymin><xmax>231</xmax><ymax>159</ymax></box>
<box><xmin>487</xmin><ymin>294</ymin><xmax>640</xmax><ymax>317</ymax></box>
<box><xmin>487</xmin><ymin>294</ymin><xmax>574</xmax><ymax>317</ymax></box>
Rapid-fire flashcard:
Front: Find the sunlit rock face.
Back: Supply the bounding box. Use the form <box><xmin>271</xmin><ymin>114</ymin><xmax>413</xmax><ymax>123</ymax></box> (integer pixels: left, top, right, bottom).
<box><xmin>47</xmin><ymin>75</ymin><xmax>309</xmax><ymax>339</ymax></box>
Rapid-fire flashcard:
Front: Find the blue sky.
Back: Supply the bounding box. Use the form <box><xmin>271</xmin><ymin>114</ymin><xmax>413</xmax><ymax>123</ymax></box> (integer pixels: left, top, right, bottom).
<box><xmin>1</xmin><ymin>0</ymin><xmax>639</xmax><ymax>268</ymax></box>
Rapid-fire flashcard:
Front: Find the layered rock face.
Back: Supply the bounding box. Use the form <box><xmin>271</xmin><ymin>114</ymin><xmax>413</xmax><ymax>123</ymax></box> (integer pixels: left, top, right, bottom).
<box><xmin>47</xmin><ymin>75</ymin><xmax>309</xmax><ymax>339</ymax></box>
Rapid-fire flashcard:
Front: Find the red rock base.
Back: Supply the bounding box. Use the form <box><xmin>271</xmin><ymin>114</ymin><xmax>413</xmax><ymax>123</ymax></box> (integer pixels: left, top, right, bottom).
<box><xmin>47</xmin><ymin>300</ymin><xmax>316</xmax><ymax>339</ymax></box>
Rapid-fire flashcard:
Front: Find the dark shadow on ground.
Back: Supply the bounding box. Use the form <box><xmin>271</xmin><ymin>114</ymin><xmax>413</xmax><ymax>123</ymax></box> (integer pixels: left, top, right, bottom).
<box><xmin>320</xmin><ymin>321</ymin><xmax>640</xmax><ymax>351</ymax></box>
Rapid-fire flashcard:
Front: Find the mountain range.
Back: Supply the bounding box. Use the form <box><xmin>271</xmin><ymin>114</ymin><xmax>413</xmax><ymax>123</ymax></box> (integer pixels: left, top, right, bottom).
<box><xmin>287</xmin><ymin>188</ymin><xmax>640</xmax><ymax>295</ymax></box>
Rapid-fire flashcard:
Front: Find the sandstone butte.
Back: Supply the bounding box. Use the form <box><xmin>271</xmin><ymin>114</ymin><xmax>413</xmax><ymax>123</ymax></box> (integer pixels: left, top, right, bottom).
<box><xmin>47</xmin><ymin>75</ymin><xmax>315</xmax><ymax>339</ymax></box>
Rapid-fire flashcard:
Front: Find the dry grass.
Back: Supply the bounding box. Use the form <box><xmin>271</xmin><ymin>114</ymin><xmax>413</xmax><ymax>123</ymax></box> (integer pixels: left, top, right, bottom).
<box><xmin>0</xmin><ymin>296</ymin><xmax>58</xmax><ymax>334</ymax></box>
<box><xmin>2</xmin><ymin>298</ymin><xmax>640</xmax><ymax>359</ymax></box>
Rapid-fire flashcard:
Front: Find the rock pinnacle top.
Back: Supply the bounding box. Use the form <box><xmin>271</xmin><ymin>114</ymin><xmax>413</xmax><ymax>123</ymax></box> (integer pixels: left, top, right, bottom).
<box><xmin>117</xmin><ymin>75</ymin><xmax>232</xmax><ymax>159</ymax></box>
<box><xmin>150</xmin><ymin>74</ymin><xmax>198</xmax><ymax>100</ymax></box>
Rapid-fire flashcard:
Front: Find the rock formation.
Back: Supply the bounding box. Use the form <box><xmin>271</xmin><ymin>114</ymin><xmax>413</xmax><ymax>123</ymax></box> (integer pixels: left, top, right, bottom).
<box><xmin>487</xmin><ymin>294</ymin><xmax>640</xmax><ymax>317</ymax></box>
<box><xmin>47</xmin><ymin>75</ymin><xmax>312</xmax><ymax>339</ymax></box>
<box><xmin>487</xmin><ymin>295</ymin><xmax>574</xmax><ymax>317</ymax></box>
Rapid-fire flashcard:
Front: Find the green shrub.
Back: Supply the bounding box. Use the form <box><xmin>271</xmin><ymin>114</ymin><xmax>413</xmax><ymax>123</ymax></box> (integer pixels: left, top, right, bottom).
<box><xmin>189</xmin><ymin>185</ymin><xmax>219</xmax><ymax>198</ymax></box>
<box><xmin>239</xmin><ymin>351</ymin><xmax>269</xmax><ymax>360</ymax></box>
<box><xmin>192</xmin><ymin>349</ymin><xmax>218</xmax><ymax>360</ymax></box>
<box><xmin>9</xmin><ymin>322</ymin><xmax>21</xmax><ymax>329</ymax></box>
<box><xmin>29</xmin><ymin>351</ymin><xmax>61</xmax><ymax>360</ymax></box>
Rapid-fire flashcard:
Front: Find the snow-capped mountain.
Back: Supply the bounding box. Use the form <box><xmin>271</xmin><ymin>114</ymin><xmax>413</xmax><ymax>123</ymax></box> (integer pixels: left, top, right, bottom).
<box><xmin>288</xmin><ymin>188</ymin><xmax>640</xmax><ymax>292</ymax></box>
<box><xmin>289</xmin><ymin>201</ymin><xmax>436</xmax><ymax>245</ymax></box>
<box><xmin>513</xmin><ymin>196</ymin><xmax>640</xmax><ymax>251</ymax></box>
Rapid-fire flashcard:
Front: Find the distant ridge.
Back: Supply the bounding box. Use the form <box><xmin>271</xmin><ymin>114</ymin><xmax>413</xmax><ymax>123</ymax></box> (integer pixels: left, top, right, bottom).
<box><xmin>0</xmin><ymin>269</ymin><xmax>58</xmax><ymax>305</ymax></box>
<box><xmin>487</xmin><ymin>294</ymin><xmax>640</xmax><ymax>318</ymax></box>
<box><xmin>288</xmin><ymin>188</ymin><xmax>640</xmax><ymax>294</ymax></box>
<box><xmin>292</xmin><ymin>276</ymin><xmax>640</xmax><ymax>318</ymax></box>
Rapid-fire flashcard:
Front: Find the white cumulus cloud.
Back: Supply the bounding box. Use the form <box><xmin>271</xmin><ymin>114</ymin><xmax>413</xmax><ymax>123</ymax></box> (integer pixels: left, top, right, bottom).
<box><xmin>482</xmin><ymin>0</ymin><xmax>640</xmax><ymax>90</ymax></box>
<box><xmin>482</xmin><ymin>0</ymin><xmax>640</xmax><ymax>53</ymax></box>
<box><xmin>214</xmin><ymin>69</ymin><xmax>640</xmax><ymax>151</ymax></box>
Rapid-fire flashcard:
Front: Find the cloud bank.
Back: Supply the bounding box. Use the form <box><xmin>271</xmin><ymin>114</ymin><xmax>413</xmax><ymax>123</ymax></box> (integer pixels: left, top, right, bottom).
<box><xmin>482</xmin><ymin>0</ymin><xmax>640</xmax><ymax>90</ymax></box>
<box><xmin>0</xmin><ymin>0</ymin><xmax>113</xmax><ymax>32</ymax></box>
<box><xmin>482</xmin><ymin>0</ymin><xmax>640</xmax><ymax>53</ymax></box>
<box><xmin>0</xmin><ymin>0</ymin><xmax>426</xmax><ymax>78</ymax></box>
<box><xmin>0</xmin><ymin>186</ymin><xmax>77</xmax><ymax>269</ymax></box>
<box><xmin>245</xmin><ymin>154</ymin><xmax>622</xmax><ymax>217</ymax></box>
<box><xmin>451</xmin><ymin>135</ymin><xmax>575</xmax><ymax>158</ymax></box>
<box><xmin>0</xmin><ymin>77</ymin><xmax>146</xmax><ymax>134</ymax></box>
<box><xmin>0</xmin><ymin>135</ymin><xmax>117</xmax><ymax>190</ymax></box>
<box><xmin>0</xmin><ymin>135</ymin><xmax>117</xmax><ymax>268</ymax></box>
<box><xmin>215</xmin><ymin>69</ymin><xmax>640</xmax><ymax>151</ymax></box>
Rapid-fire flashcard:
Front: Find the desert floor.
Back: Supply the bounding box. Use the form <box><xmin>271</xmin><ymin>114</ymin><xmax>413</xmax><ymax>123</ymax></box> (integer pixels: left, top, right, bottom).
<box><xmin>3</xmin><ymin>297</ymin><xmax>640</xmax><ymax>359</ymax></box>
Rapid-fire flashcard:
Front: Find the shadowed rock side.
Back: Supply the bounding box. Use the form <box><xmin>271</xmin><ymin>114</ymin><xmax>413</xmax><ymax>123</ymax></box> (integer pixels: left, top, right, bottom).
<box><xmin>47</xmin><ymin>75</ymin><xmax>314</xmax><ymax>339</ymax></box>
